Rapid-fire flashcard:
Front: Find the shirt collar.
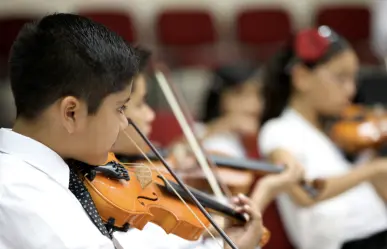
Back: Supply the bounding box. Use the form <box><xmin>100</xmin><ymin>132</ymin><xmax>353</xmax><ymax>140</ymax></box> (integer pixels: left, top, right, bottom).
<box><xmin>282</xmin><ymin>106</ymin><xmax>336</xmax><ymax>145</ymax></box>
<box><xmin>282</xmin><ymin>107</ymin><xmax>315</xmax><ymax>129</ymax></box>
<box><xmin>0</xmin><ymin>128</ymin><xmax>69</xmax><ymax>188</ymax></box>
<box><xmin>282</xmin><ymin>107</ymin><xmax>302</xmax><ymax>120</ymax></box>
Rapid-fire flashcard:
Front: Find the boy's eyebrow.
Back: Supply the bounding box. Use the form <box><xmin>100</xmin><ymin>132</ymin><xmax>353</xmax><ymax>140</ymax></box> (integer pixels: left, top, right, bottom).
<box><xmin>117</xmin><ymin>81</ymin><xmax>133</xmax><ymax>104</ymax></box>
<box><xmin>117</xmin><ymin>97</ymin><xmax>131</xmax><ymax>105</ymax></box>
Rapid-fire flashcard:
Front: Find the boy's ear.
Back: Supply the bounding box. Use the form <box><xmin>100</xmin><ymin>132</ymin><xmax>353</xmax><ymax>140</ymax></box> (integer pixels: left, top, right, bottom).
<box><xmin>60</xmin><ymin>96</ymin><xmax>84</xmax><ymax>134</ymax></box>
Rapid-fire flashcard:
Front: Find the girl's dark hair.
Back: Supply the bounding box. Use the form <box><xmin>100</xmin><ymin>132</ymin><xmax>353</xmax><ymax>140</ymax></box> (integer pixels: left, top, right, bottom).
<box><xmin>202</xmin><ymin>61</ymin><xmax>260</xmax><ymax>122</ymax></box>
<box><xmin>132</xmin><ymin>46</ymin><xmax>152</xmax><ymax>91</ymax></box>
<box><xmin>135</xmin><ymin>46</ymin><xmax>152</xmax><ymax>73</ymax></box>
<box><xmin>260</xmin><ymin>26</ymin><xmax>350</xmax><ymax>125</ymax></box>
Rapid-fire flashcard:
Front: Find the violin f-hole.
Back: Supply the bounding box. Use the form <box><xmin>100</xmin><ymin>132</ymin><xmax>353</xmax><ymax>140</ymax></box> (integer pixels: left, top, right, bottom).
<box><xmin>137</xmin><ymin>192</ymin><xmax>158</xmax><ymax>206</ymax></box>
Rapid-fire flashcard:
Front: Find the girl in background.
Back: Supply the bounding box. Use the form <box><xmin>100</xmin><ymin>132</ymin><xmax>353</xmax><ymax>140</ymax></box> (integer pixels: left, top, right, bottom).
<box><xmin>196</xmin><ymin>62</ymin><xmax>263</xmax><ymax>158</ymax></box>
<box><xmin>259</xmin><ymin>26</ymin><xmax>387</xmax><ymax>249</ymax></box>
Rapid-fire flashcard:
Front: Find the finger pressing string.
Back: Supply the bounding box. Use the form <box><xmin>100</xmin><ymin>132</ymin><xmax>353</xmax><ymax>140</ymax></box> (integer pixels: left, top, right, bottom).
<box><xmin>233</xmin><ymin>206</ymin><xmax>251</xmax><ymax>222</ymax></box>
<box><xmin>238</xmin><ymin>193</ymin><xmax>246</xmax><ymax>199</ymax></box>
<box><xmin>237</xmin><ymin>193</ymin><xmax>250</xmax><ymax>203</ymax></box>
<box><xmin>231</xmin><ymin>196</ymin><xmax>240</xmax><ymax>204</ymax></box>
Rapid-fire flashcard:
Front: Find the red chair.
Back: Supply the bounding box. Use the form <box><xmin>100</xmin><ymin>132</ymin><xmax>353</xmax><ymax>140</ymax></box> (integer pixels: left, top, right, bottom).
<box><xmin>262</xmin><ymin>202</ymin><xmax>295</xmax><ymax>249</ymax></box>
<box><xmin>157</xmin><ymin>10</ymin><xmax>215</xmax><ymax>46</ymax></box>
<box><xmin>149</xmin><ymin>110</ymin><xmax>183</xmax><ymax>146</ymax></box>
<box><xmin>0</xmin><ymin>17</ymin><xmax>35</xmax><ymax>71</ymax></box>
<box><xmin>236</xmin><ymin>8</ymin><xmax>292</xmax><ymax>62</ymax></box>
<box><xmin>78</xmin><ymin>10</ymin><xmax>136</xmax><ymax>43</ymax></box>
<box><xmin>245</xmin><ymin>136</ymin><xmax>295</xmax><ymax>249</ymax></box>
<box><xmin>155</xmin><ymin>9</ymin><xmax>220</xmax><ymax>68</ymax></box>
<box><xmin>315</xmin><ymin>5</ymin><xmax>379</xmax><ymax>65</ymax></box>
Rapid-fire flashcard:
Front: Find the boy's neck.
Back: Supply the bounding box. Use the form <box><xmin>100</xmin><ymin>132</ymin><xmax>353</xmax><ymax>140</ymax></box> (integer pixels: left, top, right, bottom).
<box><xmin>12</xmin><ymin>118</ymin><xmax>63</xmax><ymax>155</ymax></box>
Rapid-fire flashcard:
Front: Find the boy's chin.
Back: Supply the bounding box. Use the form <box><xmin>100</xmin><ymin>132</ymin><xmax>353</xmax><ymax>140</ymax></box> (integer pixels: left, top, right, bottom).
<box><xmin>82</xmin><ymin>153</ymin><xmax>110</xmax><ymax>166</ymax></box>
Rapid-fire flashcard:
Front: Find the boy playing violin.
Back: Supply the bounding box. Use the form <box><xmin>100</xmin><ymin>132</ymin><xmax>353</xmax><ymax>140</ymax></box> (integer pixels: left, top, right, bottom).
<box><xmin>0</xmin><ymin>13</ymin><xmax>137</xmax><ymax>249</ymax></box>
<box><xmin>0</xmin><ymin>13</ymin><xmax>262</xmax><ymax>249</ymax></box>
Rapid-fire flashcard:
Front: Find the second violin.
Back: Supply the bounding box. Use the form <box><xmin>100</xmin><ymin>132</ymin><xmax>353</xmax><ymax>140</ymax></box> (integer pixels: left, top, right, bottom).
<box><xmin>329</xmin><ymin>104</ymin><xmax>387</xmax><ymax>154</ymax></box>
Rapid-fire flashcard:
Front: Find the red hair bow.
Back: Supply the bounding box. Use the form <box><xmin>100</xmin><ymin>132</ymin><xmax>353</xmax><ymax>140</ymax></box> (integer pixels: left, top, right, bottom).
<box><xmin>295</xmin><ymin>28</ymin><xmax>330</xmax><ymax>62</ymax></box>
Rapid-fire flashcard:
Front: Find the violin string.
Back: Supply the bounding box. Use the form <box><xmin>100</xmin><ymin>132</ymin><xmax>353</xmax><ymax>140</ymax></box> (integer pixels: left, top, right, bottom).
<box><xmin>119</xmin><ymin>162</ymin><xmax>146</xmax><ymax>167</ymax></box>
<box><xmin>122</xmin><ymin>130</ymin><xmax>224</xmax><ymax>248</ymax></box>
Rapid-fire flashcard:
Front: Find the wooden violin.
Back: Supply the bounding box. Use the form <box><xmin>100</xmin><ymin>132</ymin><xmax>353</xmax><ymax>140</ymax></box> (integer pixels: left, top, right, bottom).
<box><xmin>66</xmin><ymin>121</ymin><xmax>247</xmax><ymax>249</ymax></box>
<box><xmin>80</xmin><ymin>152</ymin><xmax>249</xmax><ymax>241</ymax></box>
<box><xmin>329</xmin><ymin>104</ymin><xmax>387</xmax><ymax>154</ymax></box>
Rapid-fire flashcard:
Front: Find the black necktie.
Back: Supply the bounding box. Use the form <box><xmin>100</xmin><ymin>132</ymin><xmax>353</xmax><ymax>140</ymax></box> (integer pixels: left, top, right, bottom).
<box><xmin>68</xmin><ymin>167</ymin><xmax>111</xmax><ymax>238</ymax></box>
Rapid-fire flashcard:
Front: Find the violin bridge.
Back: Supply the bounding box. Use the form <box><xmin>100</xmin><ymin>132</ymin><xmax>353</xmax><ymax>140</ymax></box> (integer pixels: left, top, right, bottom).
<box><xmin>134</xmin><ymin>164</ymin><xmax>153</xmax><ymax>189</ymax></box>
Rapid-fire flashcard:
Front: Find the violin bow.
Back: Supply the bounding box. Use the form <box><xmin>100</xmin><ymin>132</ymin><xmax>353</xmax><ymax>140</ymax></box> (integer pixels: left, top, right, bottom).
<box><xmin>161</xmin><ymin>69</ymin><xmax>236</xmax><ymax>197</ymax></box>
<box><xmin>153</xmin><ymin>69</ymin><xmax>234</xmax><ymax>199</ymax></box>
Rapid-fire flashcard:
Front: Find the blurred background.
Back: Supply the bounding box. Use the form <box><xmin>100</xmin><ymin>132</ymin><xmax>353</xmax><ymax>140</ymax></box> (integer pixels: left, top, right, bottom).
<box><xmin>1</xmin><ymin>0</ymin><xmax>383</xmax><ymax>143</ymax></box>
<box><xmin>1</xmin><ymin>1</ymin><xmax>387</xmax><ymax>248</ymax></box>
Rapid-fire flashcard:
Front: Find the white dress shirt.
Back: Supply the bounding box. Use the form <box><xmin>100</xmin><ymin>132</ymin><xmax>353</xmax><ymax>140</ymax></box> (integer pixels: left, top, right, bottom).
<box><xmin>194</xmin><ymin>123</ymin><xmax>246</xmax><ymax>158</ymax></box>
<box><xmin>372</xmin><ymin>0</ymin><xmax>387</xmax><ymax>58</ymax></box>
<box><xmin>114</xmin><ymin>222</ymin><xmax>224</xmax><ymax>249</ymax></box>
<box><xmin>0</xmin><ymin>128</ymin><xmax>114</xmax><ymax>249</ymax></box>
<box><xmin>258</xmin><ymin>108</ymin><xmax>387</xmax><ymax>249</ymax></box>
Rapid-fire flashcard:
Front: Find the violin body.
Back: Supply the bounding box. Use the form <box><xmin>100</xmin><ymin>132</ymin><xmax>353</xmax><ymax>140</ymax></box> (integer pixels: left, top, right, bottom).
<box><xmin>329</xmin><ymin>104</ymin><xmax>387</xmax><ymax>154</ymax></box>
<box><xmin>114</xmin><ymin>152</ymin><xmax>273</xmax><ymax>247</ymax></box>
<box><xmin>83</xmin><ymin>153</ymin><xmax>210</xmax><ymax>241</ymax></box>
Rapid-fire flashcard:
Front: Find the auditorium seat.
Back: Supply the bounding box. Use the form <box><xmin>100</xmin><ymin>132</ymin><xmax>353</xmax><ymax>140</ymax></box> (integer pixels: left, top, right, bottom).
<box><xmin>155</xmin><ymin>9</ymin><xmax>220</xmax><ymax>68</ymax></box>
<box><xmin>246</xmin><ymin>135</ymin><xmax>295</xmax><ymax>249</ymax></box>
<box><xmin>236</xmin><ymin>8</ymin><xmax>292</xmax><ymax>62</ymax></box>
<box><xmin>78</xmin><ymin>10</ymin><xmax>136</xmax><ymax>43</ymax></box>
<box><xmin>149</xmin><ymin>111</ymin><xmax>183</xmax><ymax>146</ymax></box>
<box><xmin>0</xmin><ymin>17</ymin><xmax>36</xmax><ymax>76</ymax></box>
<box><xmin>315</xmin><ymin>5</ymin><xmax>379</xmax><ymax>65</ymax></box>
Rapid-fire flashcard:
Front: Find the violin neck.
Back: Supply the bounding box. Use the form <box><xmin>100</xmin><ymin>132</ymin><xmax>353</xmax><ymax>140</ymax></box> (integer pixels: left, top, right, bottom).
<box><xmin>115</xmin><ymin>149</ymin><xmax>168</xmax><ymax>163</ymax></box>
<box><xmin>156</xmin><ymin>175</ymin><xmax>247</xmax><ymax>223</ymax></box>
<box><xmin>208</xmin><ymin>155</ymin><xmax>283</xmax><ymax>173</ymax></box>
<box><xmin>118</xmin><ymin>150</ymin><xmax>284</xmax><ymax>174</ymax></box>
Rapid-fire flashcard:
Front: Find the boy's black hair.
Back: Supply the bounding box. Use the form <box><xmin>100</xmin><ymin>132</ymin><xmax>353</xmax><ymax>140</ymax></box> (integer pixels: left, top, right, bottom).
<box><xmin>9</xmin><ymin>13</ymin><xmax>139</xmax><ymax>119</ymax></box>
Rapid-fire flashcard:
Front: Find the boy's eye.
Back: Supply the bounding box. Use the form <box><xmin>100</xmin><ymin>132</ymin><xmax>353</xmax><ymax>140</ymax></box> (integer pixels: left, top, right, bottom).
<box><xmin>118</xmin><ymin>105</ymin><xmax>127</xmax><ymax>113</ymax></box>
